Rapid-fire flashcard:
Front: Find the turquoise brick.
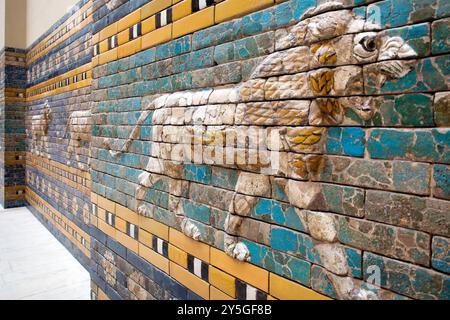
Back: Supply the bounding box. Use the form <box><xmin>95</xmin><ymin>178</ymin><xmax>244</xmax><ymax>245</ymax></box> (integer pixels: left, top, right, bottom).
<box><xmin>392</xmin><ymin>161</ymin><xmax>430</xmax><ymax>195</ymax></box>
<box><xmin>189</xmin><ymin>47</ymin><xmax>214</xmax><ymax>70</ymax></box>
<box><xmin>345</xmin><ymin>247</ymin><xmax>362</xmax><ymax>278</ymax></box>
<box><xmin>365</xmin><ymin>55</ymin><xmax>449</xmax><ymax>95</ymax></box>
<box><xmin>131</xmin><ymin>48</ymin><xmax>156</xmax><ymax>67</ymax></box>
<box><xmin>270</xmin><ymin>227</ymin><xmax>298</xmax><ymax>254</ymax></box>
<box><xmin>364</xmin><ymin>252</ymin><xmax>450</xmax><ymax>299</ymax></box>
<box><xmin>171</xmin><ymin>72</ymin><xmax>192</xmax><ymax>91</ymax></box>
<box><xmin>368</xmin><ymin>0</ymin><xmax>437</xmax><ymax>28</ymax></box>
<box><xmin>432</xmin><ymin>18</ymin><xmax>450</xmax><ymax>54</ymax></box>
<box><xmin>252</xmin><ymin>198</ymin><xmax>307</xmax><ymax>232</ymax></box>
<box><xmin>368</xmin><ymin>129</ymin><xmax>450</xmax><ymax>163</ymax></box>
<box><xmin>182</xmin><ymin>199</ymin><xmax>211</xmax><ymax>225</ymax></box>
<box><xmin>326</xmin><ymin>127</ymin><xmax>366</xmax><ymax>157</ymax></box>
<box><xmin>155</xmin><ymin>35</ymin><xmax>191</xmax><ymax>61</ymax></box>
<box><xmin>192</xmin><ymin>19</ymin><xmax>242</xmax><ymax>50</ymax></box>
<box><xmin>366</xmin><ymin>94</ymin><xmax>434</xmax><ymax>127</ymax></box>
<box><xmin>437</xmin><ymin>0</ymin><xmax>450</xmax><ymax>18</ymax></box>
<box><xmin>311</xmin><ymin>265</ymin><xmax>338</xmax><ymax>299</ymax></box>
<box><xmin>242</xmin><ymin>8</ymin><xmax>276</xmax><ymax>36</ymax></box>
<box><xmin>383</xmin><ymin>23</ymin><xmax>430</xmax><ymax>57</ymax></box>
<box><xmin>211</xmin><ymin>167</ymin><xmax>239</xmax><ymax>190</ymax></box>
<box><xmin>145</xmin><ymin>188</ymin><xmax>169</xmax><ymax>209</ymax></box>
<box><xmin>432</xmin><ymin>236</ymin><xmax>450</xmax><ymax>273</ymax></box>
<box><xmin>153</xmin><ymin>206</ymin><xmax>178</xmax><ymax>228</ymax></box>
<box><xmin>291</xmin><ymin>0</ymin><xmax>317</xmax><ymax>20</ymax></box>
<box><xmin>183</xmin><ymin>164</ymin><xmax>211</xmax><ymax>184</ymax></box>
<box><xmin>241</xmin><ymin>239</ymin><xmax>311</xmax><ymax>286</ymax></box>
<box><xmin>433</xmin><ymin>164</ymin><xmax>450</xmax><ymax>199</ymax></box>
<box><xmin>126</xmin><ymin>167</ymin><xmax>144</xmax><ymax>184</ymax></box>
<box><xmin>140</xmin><ymin>126</ymin><xmax>152</xmax><ymax>141</ymax></box>
<box><xmin>116</xmin><ymin>97</ymin><xmax>141</xmax><ymax>112</ymax></box>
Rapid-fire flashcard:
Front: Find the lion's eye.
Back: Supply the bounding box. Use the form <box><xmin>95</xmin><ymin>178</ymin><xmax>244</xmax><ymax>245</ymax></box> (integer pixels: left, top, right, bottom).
<box><xmin>360</xmin><ymin>36</ymin><xmax>377</xmax><ymax>52</ymax></box>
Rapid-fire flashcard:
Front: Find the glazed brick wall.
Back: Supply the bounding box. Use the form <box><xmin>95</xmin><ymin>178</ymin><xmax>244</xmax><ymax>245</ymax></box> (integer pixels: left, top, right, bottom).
<box><xmin>1</xmin><ymin>0</ymin><xmax>449</xmax><ymax>300</ymax></box>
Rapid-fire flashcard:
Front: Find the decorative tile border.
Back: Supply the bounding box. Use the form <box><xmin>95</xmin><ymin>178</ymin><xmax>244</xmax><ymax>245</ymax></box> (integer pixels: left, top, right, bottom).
<box><xmin>90</xmin><ymin>191</ymin><xmax>331</xmax><ymax>300</ymax></box>
<box><xmin>91</xmin><ymin>0</ymin><xmax>276</xmax><ymax>66</ymax></box>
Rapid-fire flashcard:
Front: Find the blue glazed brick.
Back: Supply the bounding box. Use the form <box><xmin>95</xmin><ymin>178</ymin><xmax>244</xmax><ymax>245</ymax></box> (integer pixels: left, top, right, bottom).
<box><xmin>364</xmin><ymin>252</ymin><xmax>450</xmax><ymax>299</ymax></box>
<box><xmin>156</xmin><ymin>35</ymin><xmax>191</xmax><ymax>61</ymax></box>
<box><xmin>192</xmin><ymin>19</ymin><xmax>242</xmax><ymax>50</ymax></box>
<box><xmin>327</xmin><ymin>127</ymin><xmax>366</xmax><ymax>157</ymax></box>
<box><xmin>105</xmin><ymin>285</ymin><xmax>123</xmax><ymax>300</ymax></box>
<box><xmin>367</xmin><ymin>55</ymin><xmax>450</xmax><ymax>95</ymax></box>
<box><xmin>367</xmin><ymin>0</ymin><xmax>438</xmax><ymax>28</ymax></box>
<box><xmin>270</xmin><ymin>227</ymin><xmax>298</xmax><ymax>254</ymax></box>
<box><xmin>345</xmin><ymin>247</ymin><xmax>362</xmax><ymax>278</ymax></box>
<box><xmin>368</xmin><ymin>129</ymin><xmax>450</xmax><ymax>163</ymax></box>
<box><xmin>242</xmin><ymin>8</ymin><xmax>276</xmax><ymax>36</ymax></box>
<box><xmin>211</xmin><ymin>167</ymin><xmax>239</xmax><ymax>190</ymax></box>
<box><xmin>132</xmin><ymin>47</ymin><xmax>156</xmax><ymax>67</ymax></box>
<box><xmin>433</xmin><ymin>164</ymin><xmax>450</xmax><ymax>199</ymax></box>
<box><xmin>252</xmin><ymin>198</ymin><xmax>307</xmax><ymax>232</ymax></box>
<box><xmin>383</xmin><ymin>23</ymin><xmax>430</xmax><ymax>57</ymax></box>
<box><xmin>214</xmin><ymin>32</ymin><xmax>274</xmax><ymax>65</ymax></box>
<box><xmin>291</xmin><ymin>0</ymin><xmax>317</xmax><ymax>20</ymax></box>
<box><xmin>432</xmin><ymin>236</ymin><xmax>450</xmax><ymax>273</ymax></box>
<box><xmin>392</xmin><ymin>161</ymin><xmax>430</xmax><ymax>195</ymax></box>
<box><xmin>242</xmin><ymin>239</ymin><xmax>311</xmax><ymax>286</ymax></box>
<box><xmin>187</xmin><ymin>290</ymin><xmax>204</xmax><ymax>300</ymax></box>
<box><xmin>182</xmin><ymin>199</ymin><xmax>211</xmax><ymax>225</ymax></box>
<box><xmin>311</xmin><ymin>265</ymin><xmax>338</xmax><ymax>299</ymax></box>
<box><xmin>432</xmin><ymin>18</ymin><xmax>450</xmax><ymax>54</ymax></box>
<box><xmin>183</xmin><ymin>164</ymin><xmax>211</xmax><ymax>184</ymax></box>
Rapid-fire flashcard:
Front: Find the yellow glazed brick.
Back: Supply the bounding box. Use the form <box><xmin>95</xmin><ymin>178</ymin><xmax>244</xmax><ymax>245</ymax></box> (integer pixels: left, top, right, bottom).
<box><xmin>172</xmin><ymin>0</ymin><xmax>192</xmax><ymax>21</ymax></box>
<box><xmin>168</xmin><ymin>244</ymin><xmax>188</xmax><ymax>269</ymax></box>
<box><xmin>170</xmin><ymin>262</ymin><xmax>210</xmax><ymax>299</ymax></box>
<box><xmin>99</xmin><ymin>39</ymin><xmax>109</xmax><ymax>54</ymax></box>
<box><xmin>210</xmin><ymin>286</ymin><xmax>234</xmax><ymax>300</ymax></box>
<box><xmin>139</xmin><ymin>244</ymin><xmax>170</xmax><ymax>273</ymax></box>
<box><xmin>118</xmin><ymin>9</ymin><xmax>141</xmax><ymax>32</ymax></box>
<box><xmin>210</xmin><ymin>248</ymin><xmax>268</xmax><ymax>292</ymax></box>
<box><xmin>209</xmin><ymin>266</ymin><xmax>236</xmax><ymax>298</ymax></box>
<box><xmin>116</xmin><ymin>204</ymin><xmax>139</xmax><ymax>225</ymax></box>
<box><xmin>97</xmin><ymin>195</ymin><xmax>115</xmax><ymax>213</ymax></box>
<box><xmin>169</xmin><ymin>228</ymin><xmax>210</xmax><ymax>262</ymax></box>
<box><xmin>269</xmin><ymin>273</ymin><xmax>331</xmax><ymax>300</ymax></box>
<box><xmin>99</xmin><ymin>22</ymin><xmax>118</xmax><ymax>42</ymax></box>
<box><xmin>116</xmin><ymin>231</ymin><xmax>139</xmax><ymax>253</ymax></box>
<box><xmin>139</xmin><ymin>228</ymin><xmax>154</xmax><ymax>248</ymax></box>
<box><xmin>118</xmin><ymin>29</ymin><xmax>130</xmax><ymax>45</ymax></box>
<box><xmin>118</xmin><ymin>38</ymin><xmax>142</xmax><ymax>58</ymax></box>
<box><xmin>215</xmin><ymin>0</ymin><xmax>274</xmax><ymax>23</ymax></box>
<box><xmin>141</xmin><ymin>0</ymin><xmax>172</xmax><ymax>19</ymax></box>
<box><xmin>97</xmin><ymin>207</ymin><xmax>106</xmax><ymax>221</ymax></box>
<box><xmin>98</xmin><ymin>48</ymin><xmax>118</xmax><ymax>65</ymax></box>
<box><xmin>115</xmin><ymin>216</ymin><xmax>127</xmax><ymax>234</ymax></box>
<box><xmin>90</xmin><ymin>192</ymin><xmax>98</xmax><ymax>204</ymax></box>
<box><xmin>172</xmin><ymin>6</ymin><xmax>214</xmax><ymax>39</ymax></box>
<box><xmin>98</xmin><ymin>219</ymin><xmax>116</xmax><ymax>239</ymax></box>
<box><xmin>141</xmin><ymin>25</ymin><xmax>172</xmax><ymax>50</ymax></box>
<box><xmin>91</xmin><ymin>33</ymin><xmax>100</xmax><ymax>45</ymax></box>
<box><xmin>141</xmin><ymin>16</ymin><xmax>156</xmax><ymax>34</ymax></box>
<box><xmin>139</xmin><ymin>216</ymin><xmax>169</xmax><ymax>241</ymax></box>
<box><xmin>98</xmin><ymin>288</ymin><xmax>110</xmax><ymax>300</ymax></box>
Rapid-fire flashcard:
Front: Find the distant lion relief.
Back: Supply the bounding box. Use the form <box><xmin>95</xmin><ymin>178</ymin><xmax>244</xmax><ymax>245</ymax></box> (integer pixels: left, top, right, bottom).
<box><xmin>106</xmin><ymin>9</ymin><xmax>417</xmax><ymax>262</ymax></box>
<box><xmin>62</xmin><ymin>110</ymin><xmax>92</xmax><ymax>171</ymax></box>
<box><xmin>29</xmin><ymin>101</ymin><xmax>52</xmax><ymax>158</ymax></box>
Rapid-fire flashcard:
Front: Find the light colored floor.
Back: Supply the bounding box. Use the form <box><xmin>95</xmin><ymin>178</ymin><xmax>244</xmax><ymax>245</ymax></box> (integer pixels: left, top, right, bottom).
<box><xmin>0</xmin><ymin>206</ymin><xmax>91</xmax><ymax>300</ymax></box>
